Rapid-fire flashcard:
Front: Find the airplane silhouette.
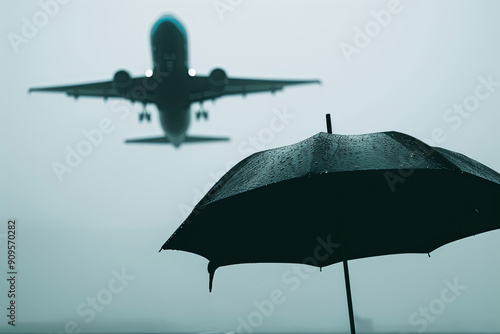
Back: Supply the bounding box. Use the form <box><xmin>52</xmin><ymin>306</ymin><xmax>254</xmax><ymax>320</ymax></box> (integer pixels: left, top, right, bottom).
<box><xmin>29</xmin><ymin>15</ymin><xmax>320</xmax><ymax>147</ymax></box>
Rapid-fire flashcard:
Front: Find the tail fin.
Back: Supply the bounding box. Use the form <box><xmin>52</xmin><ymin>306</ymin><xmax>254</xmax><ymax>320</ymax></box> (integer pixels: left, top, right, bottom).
<box><xmin>125</xmin><ymin>135</ymin><xmax>229</xmax><ymax>145</ymax></box>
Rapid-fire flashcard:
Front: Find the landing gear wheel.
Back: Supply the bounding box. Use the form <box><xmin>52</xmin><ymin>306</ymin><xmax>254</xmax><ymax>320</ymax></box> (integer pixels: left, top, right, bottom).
<box><xmin>145</xmin><ymin>112</ymin><xmax>151</xmax><ymax>122</ymax></box>
<box><xmin>196</xmin><ymin>110</ymin><xmax>209</xmax><ymax>121</ymax></box>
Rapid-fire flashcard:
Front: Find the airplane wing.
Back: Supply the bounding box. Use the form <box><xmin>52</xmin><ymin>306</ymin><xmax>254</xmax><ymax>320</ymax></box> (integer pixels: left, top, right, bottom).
<box><xmin>29</xmin><ymin>73</ymin><xmax>156</xmax><ymax>104</ymax></box>
<box><xmin>188</xmin><ymin>74</ymin><xmax>321</xmax><ymax>103</ymax></box>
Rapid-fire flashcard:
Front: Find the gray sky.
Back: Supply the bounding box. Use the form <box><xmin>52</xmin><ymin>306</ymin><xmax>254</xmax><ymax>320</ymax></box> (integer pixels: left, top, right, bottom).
<box><xmin>1</xmin><ymin>0</ymin><xmax>500</xmax><ymax>333</ymax></box>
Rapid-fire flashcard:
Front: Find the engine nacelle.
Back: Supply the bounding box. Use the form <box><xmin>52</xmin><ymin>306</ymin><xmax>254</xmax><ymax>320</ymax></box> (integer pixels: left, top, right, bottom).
<box><xmin>113</xmin><ymin>70</ymin><xmax>132</xmax><ymax>93</ymax></box>
<box><xmin>208</xmin><ymin>68</ymin><xmax>228</xmax><ymax>92</ymax></box>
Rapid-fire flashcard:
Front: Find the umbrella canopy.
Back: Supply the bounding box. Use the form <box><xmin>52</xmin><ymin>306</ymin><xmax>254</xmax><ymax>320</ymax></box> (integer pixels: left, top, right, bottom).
<box><xmin>162</xmin><ymin>130</ymin><xmax>500</xmax><ymax>273</ymax></box>
<box><xmin>160</xmin><ymin>127</ymin><xmax>500</xmax><ymax>333</ymax></box>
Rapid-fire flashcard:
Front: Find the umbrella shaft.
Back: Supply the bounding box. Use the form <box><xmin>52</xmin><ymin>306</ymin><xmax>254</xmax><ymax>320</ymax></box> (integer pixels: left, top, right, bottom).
<box><xmin>343</xmin><ymin>252</ymin><xmax>356</xmax><ymax>334</ymax></box>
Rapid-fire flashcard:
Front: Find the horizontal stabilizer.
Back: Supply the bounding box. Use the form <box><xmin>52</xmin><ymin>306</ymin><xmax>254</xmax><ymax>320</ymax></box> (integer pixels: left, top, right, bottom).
<box><xmin>125</xmin><ymin>136</ymin><xmax>172</xmax><ymax>144</ymax></box>
<box><xmin>184</xmin><ymin>135</ymin><xmax>230</xmax><ymax>143</ymax></box>
<box><xmin>125</xmin><ymin>135</ymin><xmax>230</xmax><ymax>145</ymax></box>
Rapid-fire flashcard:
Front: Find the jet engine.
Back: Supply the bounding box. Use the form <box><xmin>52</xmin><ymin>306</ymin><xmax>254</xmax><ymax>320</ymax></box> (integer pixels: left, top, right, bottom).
<box><xmin>208</xmin><ymin>68</ymin><xmax>228</xmax><ymax>92</ymax></box>
<box><xmin>113</xmin><ymin>70</ymin><xmax>132</xmax><ymax>94</ymax></box>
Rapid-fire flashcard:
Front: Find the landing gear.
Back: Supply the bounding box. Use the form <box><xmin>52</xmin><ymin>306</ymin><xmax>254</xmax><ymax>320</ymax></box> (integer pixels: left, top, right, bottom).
<box><xmin>139</xmin><ymin>112</ymin><xmax>151</xmax><ymax>122</ymax></box>
<box><xmin>196</xmin><ymin>109</ymin><xmax>209</xmax><ymax>120</ymax></box>
<box><xmin>195</xmin><ymin>102</ymin><xmax>209</xmax><ymax>121</ymax></box>
<box><xmin>139</xmin><ymin>104</ymin><xmax>151</xmax><ymax>123</ymax></box>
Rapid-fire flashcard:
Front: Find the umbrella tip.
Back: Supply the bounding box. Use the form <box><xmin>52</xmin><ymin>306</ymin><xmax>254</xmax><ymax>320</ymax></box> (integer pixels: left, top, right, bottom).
<box><xmin>326</xmin><ymin>114</ymin><xmax>332</xmax><ymax>134</ymax></box>
<box><xmin>208</xmin><ymin>262</ymin><xmax>218</xmax><ymax>293</ymax></box>
<box><xmin>428</xmin><ymin>253</ymin><xmax>431</xmax><ymax>258</ymax></box>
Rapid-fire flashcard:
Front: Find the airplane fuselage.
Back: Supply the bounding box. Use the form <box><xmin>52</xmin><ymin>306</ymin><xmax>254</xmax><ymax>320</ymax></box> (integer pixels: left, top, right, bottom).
<box><xmin>150</xmin><ymin>16</ymin><xmax>191</xmax><ymax>147</ymax></box>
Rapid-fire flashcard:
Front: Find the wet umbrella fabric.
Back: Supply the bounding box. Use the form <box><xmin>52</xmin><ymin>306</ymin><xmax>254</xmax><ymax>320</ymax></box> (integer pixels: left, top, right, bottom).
<box><xmin>160</xmin><ymin>131</ymin><xmax>500</xmax><ymax>332</ymax></box>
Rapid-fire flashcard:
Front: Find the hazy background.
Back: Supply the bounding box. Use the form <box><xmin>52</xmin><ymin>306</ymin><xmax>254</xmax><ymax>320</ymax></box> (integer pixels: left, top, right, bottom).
<box><xmin>1</xmin><ymin>0</ymin><xmax>500</xmax><ymax>333</ymax></box>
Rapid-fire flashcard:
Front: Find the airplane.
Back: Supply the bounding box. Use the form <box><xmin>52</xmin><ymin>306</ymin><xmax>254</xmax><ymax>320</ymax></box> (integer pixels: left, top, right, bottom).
<box><xmin>29</xmin><ymin>15</ymin><xmax>321</xmax><ymax>148</ymax></box>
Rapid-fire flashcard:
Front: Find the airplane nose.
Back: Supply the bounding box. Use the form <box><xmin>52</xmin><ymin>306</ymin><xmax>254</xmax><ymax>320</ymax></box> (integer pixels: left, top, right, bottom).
<box><xmin>151</xmin><ymin>15</ymin><xmax>187</xmax><ymax>46</ymax></box>
<box><xmin>153</xmin><ymin>16</ymin><xmax>185</xmax><ymax>36</ymax></box>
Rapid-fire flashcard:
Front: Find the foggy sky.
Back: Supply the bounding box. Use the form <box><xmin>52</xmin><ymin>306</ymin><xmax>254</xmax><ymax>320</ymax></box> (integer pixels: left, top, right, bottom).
<box><xmin>1</xmin><ymin>0</ymin><xmax>500</xmax><ymax>333</ymax></box>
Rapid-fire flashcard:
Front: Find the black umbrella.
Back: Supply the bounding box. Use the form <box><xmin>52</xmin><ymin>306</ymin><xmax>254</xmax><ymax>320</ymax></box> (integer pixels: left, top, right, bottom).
<box><xmin>161</xmin><ymin>115</ymin><xmax>500</xmax><ymax>333</ymax></box>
